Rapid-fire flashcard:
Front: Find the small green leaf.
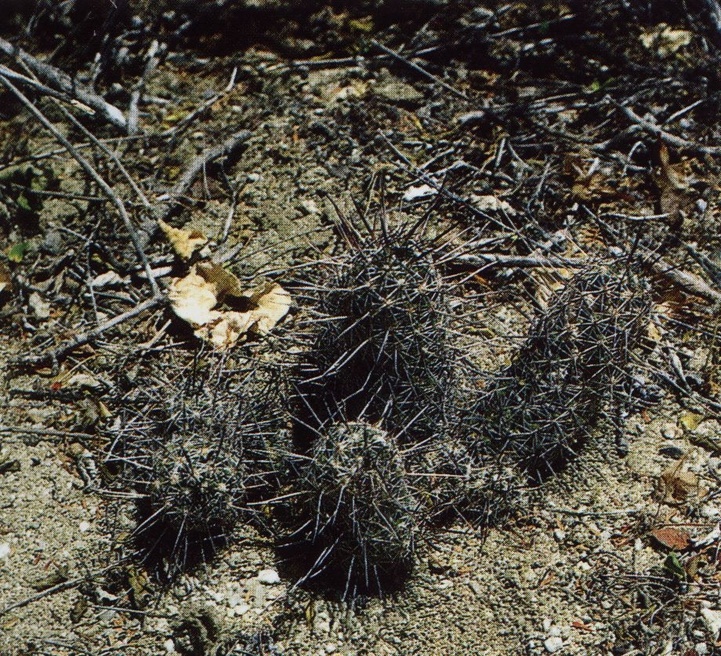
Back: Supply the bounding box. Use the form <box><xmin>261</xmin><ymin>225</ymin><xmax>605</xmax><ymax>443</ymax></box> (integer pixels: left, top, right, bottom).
<box><xmin>664</xmin><ymin>552</ymin><xmax>686</xmax><ymax>581</ymax></box>
<box><xmin>15</xmin><ymin>194</ymin><xmax>32</xmax><ymax>211</ymax></box>
<box><xmin>7</xmin><ymin>242</ymin><xmax>29</xmax><ymax>263</ymax></box>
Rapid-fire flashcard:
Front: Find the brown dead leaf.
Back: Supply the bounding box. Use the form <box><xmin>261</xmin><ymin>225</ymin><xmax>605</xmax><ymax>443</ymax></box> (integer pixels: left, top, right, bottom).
<box><xmin>167</xmin><ymin>268</ymin><xmax>216</xmax><ymax>326</ymax></box>
<box><xmin>649</xmin><ymin>526</ymin><xmax>691</xmax><ymax>551</ymax></box>
<box><xmin>639</xmin><ymin>24</ymin><xmax>693</xmax><ymax>57</ymax></box>
<box><xmin>196</xmin><ymin>261</ymin><xmax>245</xmax><ymax>299</ymax></box>
<box><xmin>167</xmin><ymin>266</ymin><xmax>290</xmax><ymax>349</ymax></box>
<box><xmin>656</xmin><ymin>461</ymin><xmax>702</xmax><ymax>504</ymax></box>
<box><xmin>158</xmin><ymin>219</ymin><xmax>208</xmax><ymax>259</ymax></box>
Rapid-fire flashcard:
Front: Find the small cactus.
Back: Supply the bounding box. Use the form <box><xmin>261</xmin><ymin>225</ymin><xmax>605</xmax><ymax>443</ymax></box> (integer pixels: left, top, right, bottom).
<box><xmin>285</xmin><ymin>422</ymin><xmax>417</xmax><ymax>596</ymax></box>
<box><xmin>105</xmin><ymin>353</ymin><xmax>284</xmax><ymax>572</ymax></box>
<box><xmin>473</xmin><ymin>267</ymin><xmax>650</xmax><ymax>482</ymax></box>
<box><xmin>293</xmin><ymin>237</ymin><xmax>458</xmax><ymax>446</ymax></box>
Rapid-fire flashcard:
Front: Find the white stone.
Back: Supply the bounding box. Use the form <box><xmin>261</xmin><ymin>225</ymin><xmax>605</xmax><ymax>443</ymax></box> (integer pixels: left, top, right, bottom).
<box><xmin>700</xmin><ymin>607</ymin><xmax>721</xmax><ymax>640</ymax></box>
<box><xmin>79</xmin><ymin>521</ymin><xmax>91</xmax><ymax>532</ymax></box>
<box><xmin>164</xmin><ymin>638</ymin><xmax>176</xmax><ymax>653</ymax></box>
<box><xmin>257</xmin><ymin>569</ymin><xmax>280</xmax><ymax>585</ymax></box>
<box><xmin>544</xmin><ymin>636</ymin><xmax>564</xmax><ymax>653</ymax></box>
<box><xmin>0</xmin><ymin>543</ymin><xmax>10</xmax><ymax>559</ymax></box>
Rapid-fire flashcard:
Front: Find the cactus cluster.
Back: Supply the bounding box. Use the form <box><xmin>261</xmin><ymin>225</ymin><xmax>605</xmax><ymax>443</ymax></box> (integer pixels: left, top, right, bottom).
<box><xmin>104</xmin><ymin>230</ymin><xmax>650</xmax><ymax>596</ymax></box>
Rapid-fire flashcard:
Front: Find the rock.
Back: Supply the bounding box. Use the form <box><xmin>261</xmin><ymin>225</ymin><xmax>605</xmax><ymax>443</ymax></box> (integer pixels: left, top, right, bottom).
<box><xmin>544</xmin><ymin>636</ymin><xmax>564</xmax><ymax>653</ymax></box>
<box><xmin>661</xmin><ymin>422</ymin><xmax>680</xmax><ymax>440</ymax></box>
<box><xmin>659</xmin><ymin>444</ymin><xmax>685</xmax><ymax>458</ymax></box>
<box><xmin>374</xmin><ymin>80</ymin><xmax>424</xmax><ymax>105</ymax></box>
<box><xmin>0</xmin><ymin>543</ymin><xmax>10</xmax><ymax>559</ymax></box>
<box><xmin>700</xmin><ymin>607</ymin><xmax>721</xmax><ymax>640</ymax></box>
<box><xmin>257</xmin><ymin>568</ymin><xmax>280</xmax><ymax>585</ymax></box>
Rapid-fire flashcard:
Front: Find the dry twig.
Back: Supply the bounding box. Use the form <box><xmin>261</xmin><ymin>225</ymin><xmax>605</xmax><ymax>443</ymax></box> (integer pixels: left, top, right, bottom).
<box><xmin>0</xmin><ymin>37</ymin><xmax>127</xmax><ymax>131</ymax></box>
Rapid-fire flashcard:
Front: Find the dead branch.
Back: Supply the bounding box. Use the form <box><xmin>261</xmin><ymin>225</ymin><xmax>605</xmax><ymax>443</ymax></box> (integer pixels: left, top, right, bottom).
<box><xmin>453</xmin><ymin>253</ymin><xmax>585</xmax><ymax>269</ymax></box>
<box><xmin>15</xmin><ymin>295</ymin><xmax>166</xmax><ymax>368</ymax></box>
<box><xmin>0</xmin><ymin>76</ymin><xmax>159</xmax><ymax>297</ymax></box>
<box><xmin>0</xmin><ymin>37</ymin><xmax>127</xmax><ymax>131</ymax></box>
<box><xmin>167</xmin><ymin>129</ymin><xmax>252</xmax><ymax>201</ymax></box>
<box><xmin>127</xmin><ymin>39</ymin><xmax>162</xmax><ymax>136</ymax></box>
<box><xmin>0</xmin><ymin>576</ymin><xmax>86</xmax><ymax>618</ymax></box>
<box><xmin>371</xmin><ymin>39</ymin><xmax>469</xmax><ymax>101</ymax></box>
<box><xmin>619</xmin><ymin>104</ymin><xmax>721</xmax><ymax>156</ymax></box>
<box><xmin>649</xmin><ymin>257</ymin><xmax>721</xmax><ymax>304</ymax></box>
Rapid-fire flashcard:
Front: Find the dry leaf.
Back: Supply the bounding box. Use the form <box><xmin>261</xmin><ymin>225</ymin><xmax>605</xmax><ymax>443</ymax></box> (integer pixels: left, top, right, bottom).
<box><xmin>649</xmin><ymin>526</ymin><xmax>691</xmax><ymax>551</ymax></box>
<box><xmin>201</xmin><ymin>311</ymin><xmax>255</xmax><ymax>349</ymax></box>
<box><xmin>158</xmin><ymin>219</ymin><xmax>208</xmax><ymax>259</ymax></box>
<box><xmin>168</xmin><ymin>266</ymin><xmax>290</xmax><ymax>349</ymax></box>
<box><xmin>679</xmin><ymin>411</ymin><xmax>704</xmax><ymax>431</ymax></box>
<box><xmin>246</xmin><ymin>283</ymin><xmax>292</xmax><ymax>335</ymax></box>
<box><xmin>196</xmin><ymin>261</ymin><xmax>245</xmax><ymax>299</ymax></box>
<box><xmin>639</xmin><ymin>24</ymin><xmax>693</xmax><ymax>57</ymax></box>
<box><xmin>656</xmin><ymin>462</ymin><xmax>701</xmax><ymax>504</ymax></box>
<box><xmin>167</xmin><ymin>269</ymin><xmax>217</xmax><ymax>326</ymax></box>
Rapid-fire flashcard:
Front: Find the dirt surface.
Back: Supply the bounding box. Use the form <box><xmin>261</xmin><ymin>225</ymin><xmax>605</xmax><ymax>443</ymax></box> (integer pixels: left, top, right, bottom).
<box><xmin>2</xmin><ymin>2</ymin><xmax>721</xmax><ymax>655</ymax></box>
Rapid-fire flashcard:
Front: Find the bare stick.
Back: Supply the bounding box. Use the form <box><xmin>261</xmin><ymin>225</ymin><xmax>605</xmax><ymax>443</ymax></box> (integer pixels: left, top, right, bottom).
<box><xmin>0</xmin><ymin>576</ymin><xmax>86</xmax><ymax>618</ymax></box>
<box><xmin>452</xmin><ymin>253</ymin><xmax>585</xmax><ymax>269</ymax></box>
<box><xmin>371</xmin><ymin>40</ymin><xmax>469</xmax><ymax>101</ymax></box>
<box><xmin>0</xmin><ymin>76</ymin><xmax>159</xmax><ymax>297</ymax></box>
<box><xmin>619</xmin><ymin>104</ymin><xmax>721</xmax><ymax>155</ymax></box>
<box><xmin>0</xmin><ymin>37</ymin><xmax>127</xmax><ymax>131</ymax></box>
<box><xmin>649</xmin><ymin>258</ymin><xmax>721</xmax><ymax>304</ymax></box>
<box><xmin>167</xmin><ymin>129</ymin><xmax>252</xmax><ymax>201</ymax></box>
<box><xmin>16</xmin><ymin>295</ymin><xmax>165</xmax><ymax>368</ymax></box>
<box><xmin>127</xmin><ymin>40</ymin><xmax>161</xmax><ymax>135</ymax></box>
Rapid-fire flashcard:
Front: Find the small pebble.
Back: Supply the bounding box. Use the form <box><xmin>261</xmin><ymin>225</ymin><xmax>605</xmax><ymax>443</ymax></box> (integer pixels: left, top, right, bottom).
<box><xmin>661</xmin><ymin>423</ymin><xmax>679</xmax><ymax>440</ymax></box>
<box><xmin>0</xmin><ymin>543</ymin><xmax>10</xmax><ymax>559</ymax></box>
<box><xmin>695</xmin><ymin>642</ymin><xmax>708</xmax><ymax>655</ymax></box>
<box><xmin>79</xmin><ymin>521</ymin><xmax>91</xmax><ymax>533</ymax></box>
<box><xmin>544</xmin><ymin>636</ymin><xmax>564</xmax><ymax>653</ymax></box>
<box><xmin>659</xmin><ymin>444</ymin><xmax>685</xmax><ymax>458</ymax></box>
<box><xmin>257</xmin><ymin>569</ymin><xmax>280</xmax><ymax>585</ymax></box>
<box><xmin>164</xmin><ymin>638</ymin><xmax>176</xmax><ymax>654</ymax></box>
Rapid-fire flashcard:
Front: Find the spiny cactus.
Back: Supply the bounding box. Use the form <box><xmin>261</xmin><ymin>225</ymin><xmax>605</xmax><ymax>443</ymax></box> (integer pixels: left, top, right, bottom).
<box><xmin>293</xmin><ymin>236</ymin><xmax>458</xmax><ymax>446</ymax></box>
<box><xmin>104</xmin><ymin>353</ymin><xmax>285</xmax><ymax>572</ymax></box>
<box><xmin>473</xmin><ymin>267</ymin><xmax>651</xmax><ymax>483</ymax></box>
<box><xmin>283</xmin><ymin>422</ymin><xmax>417</xmax><ymax>596</ymax></box>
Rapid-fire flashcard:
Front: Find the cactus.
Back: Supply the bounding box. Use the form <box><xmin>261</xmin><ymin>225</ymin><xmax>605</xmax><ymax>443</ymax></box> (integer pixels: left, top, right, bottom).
<box><xmin>104</xmin><ymin>353</ymin><xmax>285</xmax><ymax>572</ymax></box>
<box><xmin>293</xmin><ymin>237</ymin><xmax>458</xmax><ymax>447</ymax></box>
<box><xmin>473</xmin><ymin>267</ymin><xmax>650</xmax><ymax>483</ymax></box>
<box><xmin>283</xmin><ymin>422</ymin><xmax>417</xmax><ymax>596</ymax></box>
